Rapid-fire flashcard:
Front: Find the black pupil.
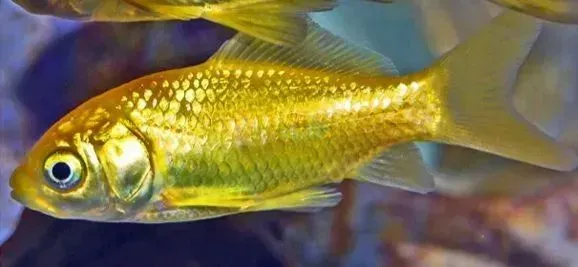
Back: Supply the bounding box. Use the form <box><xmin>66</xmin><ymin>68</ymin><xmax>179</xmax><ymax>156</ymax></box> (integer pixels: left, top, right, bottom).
<box><xmin>51</xmin><ymin>162</ymin><xmax>72</xmax><ymax>181</ymax></box>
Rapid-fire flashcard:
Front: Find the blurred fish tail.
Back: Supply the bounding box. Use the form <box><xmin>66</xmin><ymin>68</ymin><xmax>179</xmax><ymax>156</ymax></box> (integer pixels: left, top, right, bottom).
<box><xmin>362</xmin><ymin>0</ymin><xmax>396</xmax><ymax>3</ymax></box>
<box><xmin>127</xmin><ymin>0</ymin><xmax>339</xmax><ymax>46</ymax></box>
<box><xmin>487</xmin><ymin>0</ymin><xmax>578</xmax><ymax>24</ymax></box>
<box><xmin>126</xmin><ymin>0</ymin><xmax>395</xmax><ymax>45</ymax></box>
<box><xmin>429</xmin><ymin>10</ymin><xmax>578</xmax><ymax>171</ymax></box>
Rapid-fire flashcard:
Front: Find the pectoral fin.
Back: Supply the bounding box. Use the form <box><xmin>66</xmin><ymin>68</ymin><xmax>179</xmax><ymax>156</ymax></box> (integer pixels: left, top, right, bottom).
<box><xmin>161</xmin><ymin>185</ymin><xmax>342</xmax><ymax>213</ymax></box>
<box><xmin>247</xmin><ymin>185</ymin><xmax>343</xmax><ymax>213</ymax></box>
<box><xmin>161</xmin><ymin>187</ymin><xmax>255</xmax><ymax>208</ymax></box>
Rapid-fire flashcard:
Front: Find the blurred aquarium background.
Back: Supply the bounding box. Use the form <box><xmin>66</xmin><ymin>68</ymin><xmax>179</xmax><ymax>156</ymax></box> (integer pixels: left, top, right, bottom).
<box><xmin>1</xmin><ymin>0</ymin><xmax>578</xmax><ymax>266</ymax></box>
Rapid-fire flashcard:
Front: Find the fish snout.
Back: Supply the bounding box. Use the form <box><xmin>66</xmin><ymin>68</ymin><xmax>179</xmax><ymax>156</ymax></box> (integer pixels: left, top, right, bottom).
<box><xmin>9</xmin><ymin>166</ymin><xmax>63</xmax><ymax>216</ymax></box>
<box><xmin>9</xmin><ymin>166</ymin><xmax>33</xmax><ymax>205</ymax></box>
<box><xmin>8</xmin><ymin>169</ymin><xmax>35</xmax><ymax>214</ymax></box>
<box><xmin>9</xmin><ymin>167</ymin><xmax>24</xmax><ymax>201</ymax></box>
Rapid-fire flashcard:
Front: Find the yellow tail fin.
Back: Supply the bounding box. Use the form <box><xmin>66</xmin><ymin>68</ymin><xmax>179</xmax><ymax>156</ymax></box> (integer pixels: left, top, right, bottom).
<box><xmin>123</xmin><ymin>0</ymin><xmax>393</xmax><ymax>46</ymax></box>
<box><xmin>431</xmin><ymin>10</ymin><xmax>578</xmax><ymax>171</ymax></box>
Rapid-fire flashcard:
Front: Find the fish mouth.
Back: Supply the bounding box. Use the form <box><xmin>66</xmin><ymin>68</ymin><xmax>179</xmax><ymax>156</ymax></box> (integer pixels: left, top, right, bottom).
<box><xmin>9</xmin><ymin>168</ymin><xmax>33</xmax><ymax>207</ymax></box>
<box><xmin>10</xmin><ymin>190</ymin><xmax>22</xmax><ymax>203</ymax></box>
<box><xmin>9</xmin><ymin>168</ymin><xmax>66</xmax><ymax>218</ymax></box>
<box><xmin>9</xmin><ymin>179</ymin><xmax>56</xmax><ymax>216</ymax></box>
<box><xmin>9</xmin><ymin>175</ymin><xmax>28</xmax><ymax>206</ymax></box>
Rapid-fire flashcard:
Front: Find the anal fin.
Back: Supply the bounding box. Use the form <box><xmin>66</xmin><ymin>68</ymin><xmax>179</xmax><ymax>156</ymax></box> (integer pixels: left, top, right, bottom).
<box><xmin>355</xmin><ymin>143</ymin><xmax>436</xmax><ymax>194</ymax></box>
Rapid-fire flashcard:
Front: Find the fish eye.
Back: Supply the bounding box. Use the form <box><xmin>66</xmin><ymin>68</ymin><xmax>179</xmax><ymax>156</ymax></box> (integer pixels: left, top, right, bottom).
<box><xmin>43</xmin><ymin>150</ymin><xmax>84</xmax><ymax>190</ymax></box>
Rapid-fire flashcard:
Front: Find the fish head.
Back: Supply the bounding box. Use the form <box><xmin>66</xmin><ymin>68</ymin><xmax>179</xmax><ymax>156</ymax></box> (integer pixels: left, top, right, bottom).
<box><xmin>10</xmin><ymin>104</ymin><xmax>156</xmax><ymax>222</ymax></box>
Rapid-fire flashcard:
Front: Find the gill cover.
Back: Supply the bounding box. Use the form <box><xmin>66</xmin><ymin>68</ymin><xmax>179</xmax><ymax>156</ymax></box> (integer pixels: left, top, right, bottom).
<box><xmin>95</xmin><ymin>122</ymin><xmax>154</xmax><ymax>205</ymax></box>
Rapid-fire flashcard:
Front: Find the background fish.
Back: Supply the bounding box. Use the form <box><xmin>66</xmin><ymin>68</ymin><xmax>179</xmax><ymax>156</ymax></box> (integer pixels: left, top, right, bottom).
<box><xmin>383</xmin><ymin>0</ymin><xmax>578</xmax><ymax>24</ymax></box>
<box><xmin>488</xmin><ymin>0</ymin><xmax>578</xmax><ymax>24</ymax></box>
<box><xmin>9</xmin><ymin>11</ymin><xmax>577</xmax><ymax>223</ymax></box>
<box><xmin>9</xmin><ymin>0</ymin><xmax>388</xmax><ymax>46</ymax></box>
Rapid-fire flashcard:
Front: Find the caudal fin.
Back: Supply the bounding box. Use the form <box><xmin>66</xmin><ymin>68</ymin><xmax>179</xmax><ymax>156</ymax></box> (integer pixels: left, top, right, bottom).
<box><xmin>430</xmin><ymin>10</ymin><xmax>578</xmax><ymax>171</ymax></box>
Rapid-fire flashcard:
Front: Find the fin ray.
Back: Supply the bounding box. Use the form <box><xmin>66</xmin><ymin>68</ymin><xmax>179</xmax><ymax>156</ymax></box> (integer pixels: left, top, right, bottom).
<box><xmin>208</xmin><ymin>19</ymin><xmax>399</xmax><ymax>76</ymax></box>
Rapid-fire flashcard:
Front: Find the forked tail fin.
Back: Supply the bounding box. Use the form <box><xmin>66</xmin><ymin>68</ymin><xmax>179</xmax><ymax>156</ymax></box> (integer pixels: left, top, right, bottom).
<box><xmin>430</xmin><ymin>10</ymin><xmax>578</xmax><ymax>171</ymax></box>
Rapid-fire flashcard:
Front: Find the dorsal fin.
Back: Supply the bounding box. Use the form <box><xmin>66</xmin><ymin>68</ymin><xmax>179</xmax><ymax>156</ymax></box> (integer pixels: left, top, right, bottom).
<box><xmin>207</xmin><ymin>19</ymin><xmax>398</xmax><ymax>76</ymax></box>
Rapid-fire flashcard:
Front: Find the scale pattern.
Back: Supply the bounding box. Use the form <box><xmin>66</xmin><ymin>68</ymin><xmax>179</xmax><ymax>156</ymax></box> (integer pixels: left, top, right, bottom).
<box><xmin>113</xmin><ymin>63</ymin><xmax>441</xmax><ymax>202</ymax></box>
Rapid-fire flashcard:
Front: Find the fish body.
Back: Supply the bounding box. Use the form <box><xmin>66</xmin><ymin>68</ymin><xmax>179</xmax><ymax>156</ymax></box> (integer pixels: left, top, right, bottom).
<box><xmin>107</xmin><ymin>67</ymin><xmax>436</xmax><ymax>222</ymax></box>
<box><xmin>9</xmin><ymin>12</ymin><xmax>578</xmax><ymax>223</ymax></box>
<box><xmin>9</xmin><ymin>0</ymin><xmax>386</xmax><ymax>46</ymax></box>
<box><xmin>488</xmin><ymin>0</ymin><xmax>578</xmax><ymax>24</ymax></box>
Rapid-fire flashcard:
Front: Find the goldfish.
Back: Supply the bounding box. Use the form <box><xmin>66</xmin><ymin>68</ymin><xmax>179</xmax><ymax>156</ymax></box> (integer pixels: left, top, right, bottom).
<box><xmin>387</xmin><ymin>0</ymin><xmax>578</xmax><ymax>24</ymax></box>
<box><xmin>10</xmin><ymin>0</ymin><xmax>389</xmax><ymax>46</ymax></box>
<box><xmin>487</xmin><ymin>0</ymin><xmax>578</xmax><ymax>24</ymax></box>
<box><xmin>9</xmin><ymin>11</ymin><xmax>578</xmax><ymax>223</ymax></box>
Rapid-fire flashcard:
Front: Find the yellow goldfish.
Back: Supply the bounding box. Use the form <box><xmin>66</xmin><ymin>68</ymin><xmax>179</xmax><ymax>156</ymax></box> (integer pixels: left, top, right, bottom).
<box><xmin>487</xmin><ymin>0</ymin><xmax>578</xmax><ymax>24</ymax></box>
<box><xmin>10</xmin><ymin>0</ymin><xmax>389</xmax><ymax>46</ymax></box>
<box><xmin>9</xmin><ymin>11</ymin><xmax>578</xmax><ymax>223</ymax></box>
